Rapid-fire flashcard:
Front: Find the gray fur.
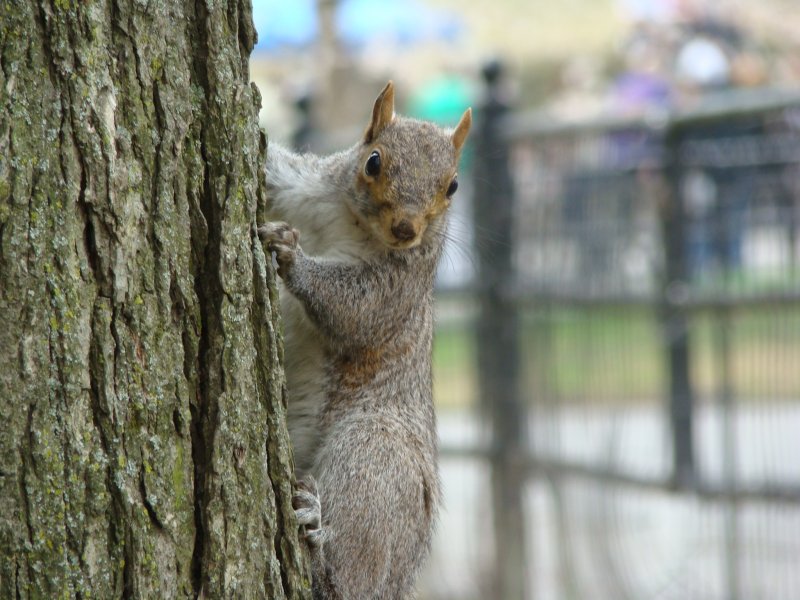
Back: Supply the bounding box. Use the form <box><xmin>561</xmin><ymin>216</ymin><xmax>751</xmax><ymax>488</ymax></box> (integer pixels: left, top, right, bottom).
<box><xmin>260</xmin><ymin>83</ymin><xmax>470</xmax><ymax>600</ymax></box>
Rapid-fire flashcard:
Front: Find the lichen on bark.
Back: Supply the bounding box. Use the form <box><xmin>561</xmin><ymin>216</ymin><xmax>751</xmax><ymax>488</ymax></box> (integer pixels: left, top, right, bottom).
<box><xmin>0</xmin><ymin>1</ymin><xmax>309</xmax><ymax>597</ymax></box>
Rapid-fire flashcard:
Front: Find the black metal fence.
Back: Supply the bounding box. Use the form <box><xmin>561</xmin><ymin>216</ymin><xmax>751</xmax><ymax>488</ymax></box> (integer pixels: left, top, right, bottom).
<box><xmin>431</xmin><ymin>85</ymin><xmax>800</xmax><ymax>600</ymax></box>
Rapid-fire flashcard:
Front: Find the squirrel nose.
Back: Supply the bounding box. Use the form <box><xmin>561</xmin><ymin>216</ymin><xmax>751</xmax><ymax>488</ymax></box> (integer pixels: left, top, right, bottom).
<box><xmin>391</xmin><ymin>220</ymin><xmax>416</xmax><ymax>242</ymax></box>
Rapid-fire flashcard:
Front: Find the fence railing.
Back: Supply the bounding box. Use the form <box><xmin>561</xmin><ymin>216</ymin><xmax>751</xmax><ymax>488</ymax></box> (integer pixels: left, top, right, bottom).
<box><xmin>438</xmin><ymin>83</ymin><xmax>800</xmax><ymax>600</ymax></box>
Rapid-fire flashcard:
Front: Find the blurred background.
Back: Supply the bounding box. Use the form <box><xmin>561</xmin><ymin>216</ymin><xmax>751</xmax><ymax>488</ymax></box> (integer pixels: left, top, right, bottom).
<box><xmin>250</xmin><ymin>1</ymin><xmax>800</xmax><ymax>598</ymax></box>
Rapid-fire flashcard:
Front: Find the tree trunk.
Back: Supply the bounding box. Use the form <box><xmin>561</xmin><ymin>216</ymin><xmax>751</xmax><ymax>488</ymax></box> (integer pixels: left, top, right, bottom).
<box><xmin>0</xmin><ymin>1</ymin><xmax>310</xmax><ymax>597</ymax></box>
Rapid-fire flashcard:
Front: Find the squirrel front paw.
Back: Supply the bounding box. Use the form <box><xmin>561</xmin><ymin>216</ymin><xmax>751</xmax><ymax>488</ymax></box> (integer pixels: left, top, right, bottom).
<box><xmin>258</xmin><ymin>221</ymin><xmax>300</xmax><ymax>279</ymax></box>
<box><xmin>293</xmin><ymin>476</ymin><xmax>323</xmax><ymax>548</ymax></box>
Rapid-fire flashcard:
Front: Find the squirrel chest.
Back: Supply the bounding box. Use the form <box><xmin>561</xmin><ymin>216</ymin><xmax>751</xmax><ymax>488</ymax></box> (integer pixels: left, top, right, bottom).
<box><xmin>278</xmin><ymin>243</ymin><xmax>433</xmax><ymax>475</ymax></box>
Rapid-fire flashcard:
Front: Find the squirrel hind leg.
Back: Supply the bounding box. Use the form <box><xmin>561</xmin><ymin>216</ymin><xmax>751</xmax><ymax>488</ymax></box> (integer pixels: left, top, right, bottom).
<box><xmin>293</xmin><ymin>475</ymin><xmax>324</xmax><ymax>548</ymax></box>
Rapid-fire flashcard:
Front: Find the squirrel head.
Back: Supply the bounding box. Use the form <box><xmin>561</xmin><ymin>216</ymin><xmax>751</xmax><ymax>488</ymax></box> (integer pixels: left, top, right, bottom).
<box><xmin>347</xmin><ymin>81</ymin><xmax>472</xmax><ymax>250</ymax></box>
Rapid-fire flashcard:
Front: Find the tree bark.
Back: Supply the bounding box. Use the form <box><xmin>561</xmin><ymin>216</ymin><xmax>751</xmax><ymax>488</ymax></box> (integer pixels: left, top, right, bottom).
<box><xmin>0</xmin><ymin>1</ymin><xmax>309</xmax><ymax>597</ymax></box>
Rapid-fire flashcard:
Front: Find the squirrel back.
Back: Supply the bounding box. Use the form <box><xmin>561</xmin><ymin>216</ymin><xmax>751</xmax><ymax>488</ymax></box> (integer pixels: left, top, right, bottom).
<box><xmin>261</xmin><ymin>81</ymin><xmax>471</xmax><ymax>599</ymax></box>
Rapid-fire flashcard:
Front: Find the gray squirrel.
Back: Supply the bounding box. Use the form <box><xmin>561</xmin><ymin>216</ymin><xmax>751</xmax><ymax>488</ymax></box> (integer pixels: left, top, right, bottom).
<box><xmin>258</xmin><ymin>81</ymin><xmax>471</xmax><ymax>599</ymax></box>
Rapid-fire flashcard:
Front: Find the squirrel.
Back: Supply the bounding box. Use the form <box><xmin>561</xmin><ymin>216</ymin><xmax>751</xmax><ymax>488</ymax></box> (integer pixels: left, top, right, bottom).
<box><xmin>258</xmin><ymin>81</ymin><xmax>471</xmax><ymax>599</ymax></box>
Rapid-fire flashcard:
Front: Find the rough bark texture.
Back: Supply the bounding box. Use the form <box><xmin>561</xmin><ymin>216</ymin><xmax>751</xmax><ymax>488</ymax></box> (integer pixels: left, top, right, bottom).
<box><xmin>0</xmin><ymin>1</ymin><xmax>310</xmax><ymax>597</ymax></box>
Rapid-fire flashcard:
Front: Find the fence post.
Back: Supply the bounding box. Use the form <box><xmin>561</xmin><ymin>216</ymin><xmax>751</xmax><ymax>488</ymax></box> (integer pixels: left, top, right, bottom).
<box><xmin>472</xmin><ymin>60</ymin><xmax>528</xmax><ymax>600</ymax></box>
<box><xmin>292</xmin><ymin>92</ymin><xmax>316</xmax><ymax>152</ymax></box>
<box><xmin>660</xmin><ymin>124</ymin><xmax>696</xmax><ymax>484</ymax></box>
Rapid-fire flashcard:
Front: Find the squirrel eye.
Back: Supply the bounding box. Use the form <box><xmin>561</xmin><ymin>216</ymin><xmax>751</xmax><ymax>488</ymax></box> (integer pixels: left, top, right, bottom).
<box><xmin>365</xmin><ymin>151</ymin><xmax>381</xmax><ymax>177</ymax></box>
<box><xmin>446</xmin><ymin>176</ymin><xmax>458</xmax><ymax>197</ymax></box>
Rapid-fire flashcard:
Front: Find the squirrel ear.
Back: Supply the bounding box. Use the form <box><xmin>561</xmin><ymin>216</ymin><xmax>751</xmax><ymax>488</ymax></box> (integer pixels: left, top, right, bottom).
<box><xmin>452</xmin><ymin>108</ymin><xmax>472</xmax><ymax>154</ymax></box>
<box><xmin>364</xmin><ymin>81</ymin><xmax>395</xmax><ymax>143</ymax></box>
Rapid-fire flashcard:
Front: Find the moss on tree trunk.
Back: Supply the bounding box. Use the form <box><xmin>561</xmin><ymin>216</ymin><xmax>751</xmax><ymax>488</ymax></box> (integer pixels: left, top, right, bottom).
<box><xmin>0</xmin><ymin>0</ymin><xmax>309</xmax><ymax>597</ymax></box>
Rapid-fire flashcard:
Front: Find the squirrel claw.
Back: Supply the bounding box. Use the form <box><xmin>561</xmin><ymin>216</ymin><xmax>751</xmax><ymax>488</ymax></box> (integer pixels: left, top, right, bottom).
<box><xmin>293</xmin><ymin>476</ymin><xmax>323</xmax><ymax>547</ymax></box>
<box><xmin>257</xmin><ymin>221</ymin><xmax>300</xmax><ymax>247</ymax></box>
<box><xmin>258</xmin><ymin>221</ymin><xmax>300</xmax><ymax>278</ymax></box>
